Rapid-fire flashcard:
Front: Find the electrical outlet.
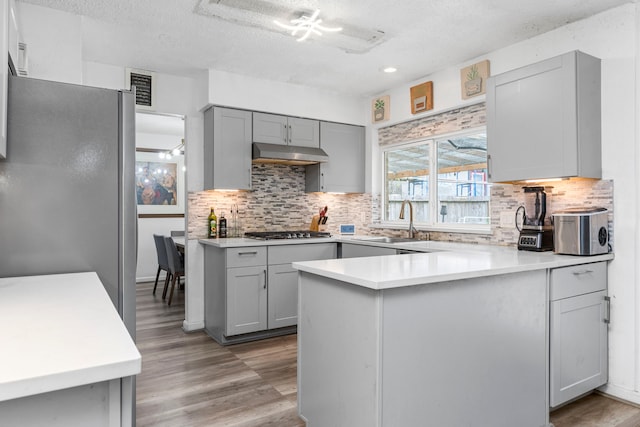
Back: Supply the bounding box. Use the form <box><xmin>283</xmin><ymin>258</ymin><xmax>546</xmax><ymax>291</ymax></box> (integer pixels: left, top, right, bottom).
<box><xmin>500</xmin><ymin>211</ymin><xmax>515</xmax><ymax>228</ymax></box>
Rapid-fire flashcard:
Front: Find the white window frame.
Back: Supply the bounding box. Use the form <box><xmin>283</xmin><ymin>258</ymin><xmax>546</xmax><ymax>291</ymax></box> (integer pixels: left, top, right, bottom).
<box><xmin>379</xmin><ymin>127</ymin><xmax>490</xmax><ymax>234</ymax></box>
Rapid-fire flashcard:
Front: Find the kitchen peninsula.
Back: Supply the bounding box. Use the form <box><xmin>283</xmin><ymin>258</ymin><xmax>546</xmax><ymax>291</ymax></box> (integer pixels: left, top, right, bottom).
<box><xmin>0</xmin><ymin>272</ymin><xmax>141</xmax><ymax>427</ymax></box>
<box><xmin>293</xmin><ymin>245</ymin><xmax>613</xmax><ymax>426</ymax></box>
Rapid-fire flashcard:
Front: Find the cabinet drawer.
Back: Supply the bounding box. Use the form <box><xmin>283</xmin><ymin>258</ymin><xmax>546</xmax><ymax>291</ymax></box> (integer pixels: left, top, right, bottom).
<box><xmin>226</xmin><ymin>247</ymin><xmax>267</xmax><ymax>268</ymax></box>
<box><xmin>269</xmin><ymin>243</ymin><xmax>336</xmax><ymax>265</ymax></box>
<box><xmin>550</xmin><ymin>262</ymin><xmax>607</xmax><ymax>301</ymax></box>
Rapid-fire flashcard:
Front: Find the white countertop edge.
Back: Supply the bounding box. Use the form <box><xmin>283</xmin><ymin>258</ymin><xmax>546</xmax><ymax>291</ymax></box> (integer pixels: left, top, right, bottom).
<box><xmin>199</xmin><ymin>237</ymin><xmax>337</xmax><ymax>248</ymax></box>
<box><xmin>0</xmin><ymin>272</ymin><xmax>142</xmax><ymax>402</ymax></box>
<box><xmin>293</xmin><ymin>252</ymin><xmax>614</xmax><ymax>291</ymax></box>
<box><xmin>1</xmin><ymin>357</ymin><xmax>142</xmax><ymax>402</ymax></box>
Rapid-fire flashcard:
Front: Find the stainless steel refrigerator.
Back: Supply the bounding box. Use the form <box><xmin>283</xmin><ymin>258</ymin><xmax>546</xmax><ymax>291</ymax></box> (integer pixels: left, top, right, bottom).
<box><xmin>0</xmin><ymin>75</ymin><xmax>137</xmax><ymax>421</ymax></box>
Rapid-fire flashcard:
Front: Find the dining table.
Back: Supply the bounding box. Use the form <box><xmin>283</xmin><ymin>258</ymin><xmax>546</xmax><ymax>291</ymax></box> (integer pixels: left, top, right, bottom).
<box><xmin>172</xmin><ymin>236</ymin><xmax>185</xmax><ymax>254</ymax></box>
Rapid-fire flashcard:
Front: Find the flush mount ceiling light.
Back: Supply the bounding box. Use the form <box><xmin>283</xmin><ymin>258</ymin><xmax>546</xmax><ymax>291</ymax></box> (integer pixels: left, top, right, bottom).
<box><xmin>158</xmin><ymin>138</ymin><xmax>185</xmax><ymax>160</ymax></box>
<box><xmin>193</xmin><ymin>0</ymin><xmax>386</xmax><ymax>53</ymax></box>
<box><xmin>274</xmin><ymin>9</ymin><xmax>342</xmax><ymax>42</ymax></box>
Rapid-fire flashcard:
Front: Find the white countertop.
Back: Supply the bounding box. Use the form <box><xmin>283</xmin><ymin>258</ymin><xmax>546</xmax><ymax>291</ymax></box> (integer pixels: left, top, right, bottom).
<box><xmin>293</xmin><ymin>245</ymin><xmax>614</xmax><ymax>290</ymax></box>
<box><xmin>0</xmin><ymin>272</ymin><xmax>141</xmax><ymax>402</ymax></box>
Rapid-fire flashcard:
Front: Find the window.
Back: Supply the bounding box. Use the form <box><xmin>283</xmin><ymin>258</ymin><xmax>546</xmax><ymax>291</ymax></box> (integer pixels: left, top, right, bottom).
<box><xmin>382</xmin><ymin>129</ymin><xmax>489</xmax><ymax>228</ymax></box>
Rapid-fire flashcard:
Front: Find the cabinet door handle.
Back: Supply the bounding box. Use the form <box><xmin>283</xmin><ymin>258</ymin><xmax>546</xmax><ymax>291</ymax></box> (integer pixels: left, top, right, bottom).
<box><xmin>487</xmin><ymin>154</ymin><xmax>492</xmax><ymax>179</ymax></box>
<box><xmin>321</xmin><ymin>172</ymin><xmax>324</xmax><ymax>190</ymax></box>
<box><xmin>604</xmin><ymin>295</ymin><xmax>611</xmax><ymax>324</ymax></box>
<box><xmin>288</xmin><ymin>124</ymin><xmax>292</xmax><ymax>144</ymax></box>
<box><xmin>247</xmin><ymin>168</ymin><xmax>251</xmax><ymax>189</ymax></box>
<box><xmin>283</xmin><ymin>124</ymin><xmax>287</xmax><ymax>144</ymax></box>
<box><xmin>238</xmin><ymin>251</ymin><xmax>258</xmax><ymax>256</ymax></box>
<box><xmin>263</xmin><ymin>269</ymin><xmax>267</xmax><ymax>289</ymax></box>
<box><xmin>572</xmin><ymin>269</ymin><xmax>594</xmax><ymax>276</ymax></box>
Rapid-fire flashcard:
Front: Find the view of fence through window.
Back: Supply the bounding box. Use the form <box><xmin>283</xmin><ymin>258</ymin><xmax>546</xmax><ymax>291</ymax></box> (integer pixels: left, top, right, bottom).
<box><xmin>384</xmin><ymin>130</ymin><xmax>489</xmax><ymax>226</ymax></box>
<box><xmin>385</xmin><ymin>143</ymin><xmax>430</xmax><ymax>222</ymax></box>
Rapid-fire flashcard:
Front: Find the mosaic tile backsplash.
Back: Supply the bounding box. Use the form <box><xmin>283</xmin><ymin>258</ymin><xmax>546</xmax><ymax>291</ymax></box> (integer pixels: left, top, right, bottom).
<box><xmin>189</xmin><ymin>163</ymin><xmax>373</xmax><ymax>239</ymax></box>
<box><xmin>188</xmin><ymin>163</ymin><xmax>613</xmax><ymax>249</ymax></box>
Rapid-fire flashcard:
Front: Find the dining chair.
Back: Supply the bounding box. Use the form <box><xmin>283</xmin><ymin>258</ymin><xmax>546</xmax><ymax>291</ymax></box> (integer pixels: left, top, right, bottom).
<box><xmin>152</xmin><ymin>234</ymin><xmax>170</xmax><ymax>295</ymax></box>
<box><xmin>163</xmin><ymin>236</ymin><xmax>185</xmax><ymax>306</ymax></box>
<box><xmin>170</xmin><ymin>230</ymin><xmax>185</xmax><ymax>237</ymax></box>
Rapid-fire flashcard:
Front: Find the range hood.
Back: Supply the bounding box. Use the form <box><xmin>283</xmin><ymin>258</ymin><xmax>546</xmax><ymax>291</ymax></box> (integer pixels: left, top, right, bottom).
<box><xmin>252</xmin><ymin>142</ymin><xmax>329</xmax><ymax>165</ymax></box>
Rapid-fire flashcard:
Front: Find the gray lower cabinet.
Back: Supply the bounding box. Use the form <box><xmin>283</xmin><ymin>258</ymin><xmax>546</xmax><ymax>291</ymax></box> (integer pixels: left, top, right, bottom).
<box><xmin>203</xmin><ymin>106</ymin><xmax>253</xmax><ymax>190</ymax></box>
<box><xmin>227</xmin><ymin>265</ymin><xmax>267</xmax><ymax>336</ymax></box>
<box><xmin>341</xmin><ymin>243</ymin><xmax>397</xmax><ymax>258</ymax></box>
<box><xmin>486</xmin><ymin>50</ymin><xmax>601</xmax><ymax>182</ymax></box>
<box><xmin>268</xmin><ymin>263</ymin><xmax>299</xmax><ymax>329</ymax></box>
<box><xmin>549</xmin><ymin>262</ymin><xmax>609</xmax><ymax>407</ymax></box>
<box><xmin>205</xmin><ymin>243</ymin><xmax>336</xmax><ymax>344</ymax></box>
<box><xmin>306</xmin><ymin>122</ymin><xmax>365</xmax><ymax>193</ymax></box>
<box><xmin>268</xmin><ymin>243</ymin><xmax>337</xmax><ymax>329</ymax></box>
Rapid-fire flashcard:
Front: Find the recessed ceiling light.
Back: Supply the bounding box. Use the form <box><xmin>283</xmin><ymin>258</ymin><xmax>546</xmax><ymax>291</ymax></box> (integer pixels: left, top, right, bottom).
<box><xmin>382</xmin><ymin>67</ymin><xmax>397</xmax><ymax>73</ymax></box>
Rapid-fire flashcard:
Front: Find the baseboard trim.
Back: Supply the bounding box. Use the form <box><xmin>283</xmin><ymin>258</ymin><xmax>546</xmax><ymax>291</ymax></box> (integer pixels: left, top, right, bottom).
<box><xmin>598</xmin><ymin>384</ymin><xmax>640</xmax><ymax>406</ymax></box>
<box><xmin>136</xmin><ymin>275</ymin><xmax>164</xmax><ymax>283</ymax></box>
<box><xmin>182</xmin><ymin>319</ymin><xmax>204</xmax><ymax>332</ymax></box>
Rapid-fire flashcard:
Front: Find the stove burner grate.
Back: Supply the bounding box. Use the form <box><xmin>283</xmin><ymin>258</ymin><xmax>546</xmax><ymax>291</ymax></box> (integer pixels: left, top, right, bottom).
<box><xmin>244</xmin><ymin>230</ymin><xmax>331</xmax><ymax>240</ymax></box>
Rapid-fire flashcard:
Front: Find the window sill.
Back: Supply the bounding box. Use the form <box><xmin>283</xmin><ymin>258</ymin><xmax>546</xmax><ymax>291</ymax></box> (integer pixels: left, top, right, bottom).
<box><xmin>370</xmin><ymin>222</ymin><xmax>492</xmax><ymax>235</ymax></box>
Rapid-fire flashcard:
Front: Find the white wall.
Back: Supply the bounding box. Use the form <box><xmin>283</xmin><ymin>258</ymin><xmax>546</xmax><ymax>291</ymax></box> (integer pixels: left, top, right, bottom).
<box><xmin>366</xmin><ymin>4</ymin><xmax>639</xmax><ymax>403</ymax></box>
<box><xmin>205</xmin><ymin>69</ymin><xmax>366</xmax><ymax>125</ymax></box>
<box><xmin>17</xmin><ymin>2</ymin><xmax>82</xmax><ymax>84</ymax></box>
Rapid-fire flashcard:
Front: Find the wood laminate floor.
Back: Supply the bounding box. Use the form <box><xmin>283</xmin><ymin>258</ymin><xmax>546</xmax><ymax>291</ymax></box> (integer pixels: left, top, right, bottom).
<box><xmin>135</xmin><ymin>281</ymin><xmax>303</xmax><ymax>427</ymax></box>
<box><xmin>135</xmin><ymin>280</ymin><xmax>640</xmax><ymax>427</ymax></box>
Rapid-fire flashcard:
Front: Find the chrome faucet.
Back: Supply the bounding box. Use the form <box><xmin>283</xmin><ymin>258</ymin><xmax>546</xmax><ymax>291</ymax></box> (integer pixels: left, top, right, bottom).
<box><xmin>399</xmin><ymin>200</ymin><xmax>418</xmax><ymax>239</ymax></box>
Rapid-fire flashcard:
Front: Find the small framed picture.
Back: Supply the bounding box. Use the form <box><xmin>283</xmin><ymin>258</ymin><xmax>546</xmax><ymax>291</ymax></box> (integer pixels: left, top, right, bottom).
<box><xmin>372</xmin><ymin>95</ymin><xmax>390</xmax><ymax>123</ymax></box>
<box><xmin>126</xmin><ymin>68</ymin><xmax>156</xmax><ymax>111</ymax></box>
<box><xmin>460</xmin><ymin>60</ymin><xmax>490</xmax><ymax>99</ymax></box>
<box><xmin>135</xmin><ymin>149</ymin><xmax>184</xmax><ymax>217</ymax></box>
<box><xmin>410</xmin><ymin>81</ymin><xmax>433</xmax><ymax>114</ymax></box>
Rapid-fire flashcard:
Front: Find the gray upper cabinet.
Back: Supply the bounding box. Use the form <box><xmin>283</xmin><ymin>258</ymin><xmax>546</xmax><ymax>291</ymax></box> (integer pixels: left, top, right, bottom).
<box><xmin>0</xmin><ymin>0</ymin><xmax>8</xmax><ymax>159</ymax></box>
<box><xmin>306</xmin><ymin>122</ymin><xmax>365</xmax><ymax>193</ymax></box>
<box><xmin>253</xmin><ymin>112</ymin><xmax>320</xmax><ymax>148</ymax></box>
<box><xmin>204</xmin><ymin>106</ymin><xmax>252</xmax><ymax>190</ymax></box>
<box><xmin>486</xmin><ymin>50</ymin><xmax>601</xmax><ymax>182</ymax></box>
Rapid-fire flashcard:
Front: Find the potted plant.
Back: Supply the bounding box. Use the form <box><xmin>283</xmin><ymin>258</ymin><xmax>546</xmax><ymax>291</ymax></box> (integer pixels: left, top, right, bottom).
<box><xmin>465</xmin><ymin>64</ymin><xmax>482</xmax><ymax>97</ymax></box>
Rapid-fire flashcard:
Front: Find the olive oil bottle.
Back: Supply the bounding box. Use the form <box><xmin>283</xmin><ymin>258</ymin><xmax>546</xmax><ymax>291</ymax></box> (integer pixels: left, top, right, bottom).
<box><xmin>208</xmin><ymin>208</ymin><xmax>217</xmax><ymax>238</ymax></box>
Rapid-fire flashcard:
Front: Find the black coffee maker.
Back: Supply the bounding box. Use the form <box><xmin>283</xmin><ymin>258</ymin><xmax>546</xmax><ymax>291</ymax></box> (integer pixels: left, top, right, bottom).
<box><xmin>516</xmin><ymin>186</ymin><xmax>554</xmax><ymax>251</ymax></box>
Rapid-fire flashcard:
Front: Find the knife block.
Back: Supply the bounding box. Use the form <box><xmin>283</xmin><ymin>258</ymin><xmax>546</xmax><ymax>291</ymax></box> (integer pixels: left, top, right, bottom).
<box><xmin>310</xmin><ymin>215</ymin><xmax>320</xmax><ymax>232</ymax></box>
<box><xmin>309</xmin><ymin>215</ymin><xmax>328</xmax><ymax>232</ymax></box>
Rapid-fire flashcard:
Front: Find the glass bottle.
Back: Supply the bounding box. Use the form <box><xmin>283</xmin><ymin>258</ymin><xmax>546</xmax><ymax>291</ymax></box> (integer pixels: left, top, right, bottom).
<box><xmin>219</xmin><ymin>212</ymin><xmax>227</xmax><ymax>238</ymax></box>
<box><xmin>210</xmin><ymin>209</ymin><xmax>218</xmax><ymax>238</ymax></box>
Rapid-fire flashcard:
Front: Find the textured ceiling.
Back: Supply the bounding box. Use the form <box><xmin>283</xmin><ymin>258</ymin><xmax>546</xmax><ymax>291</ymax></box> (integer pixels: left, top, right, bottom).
<box><xmin>18</xmin><ymin>0</ymin><xmax>632</xmax><ymax>97</ymax></box>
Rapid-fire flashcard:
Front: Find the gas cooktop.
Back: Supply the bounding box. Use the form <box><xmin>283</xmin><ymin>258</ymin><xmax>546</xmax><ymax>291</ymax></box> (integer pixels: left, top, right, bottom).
<box><xmin>244</xmin><ymin>231</ymin><xmax>332</xmax><ymax>240</ymax></box>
